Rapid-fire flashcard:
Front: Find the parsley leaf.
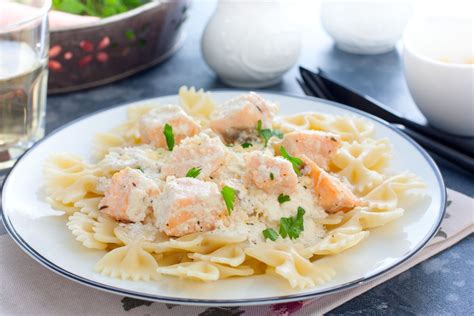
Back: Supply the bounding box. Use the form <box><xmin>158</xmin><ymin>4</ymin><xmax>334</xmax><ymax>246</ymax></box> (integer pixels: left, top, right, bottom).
<box><xmin>270</xmin><ymin>172</ymin><xmax>274</xmax><ymax>180</ymax></box>
<box><xmin>163</xmin><ymin>123</ymin><xmax>175</xmax><ymax>151</ymax></box>
<box><xmin>277</xmin><ymin>193</ymin><xmax>291</xmax><ymax>204</ymax></box>
<box><xmin>241</xmin><ymin>142</ymin><xmax>253</xmax><ymax>148</ymax></box>
<box><xmin>280</xmin><ymin>146</ymin><xmax>303</xmax><ymax>175</ymax></box>
<box><xmin>257</xmin><ymin>120</ymin><xmax>283</xmax><ymax>147</ymax></box>
<box><xmin>279</xmin><ymin>207</ymin><xmax>305</xmax><ymax>239</ymax></box>
<box><xmin>185</xmin><ymin>167</ymin><xmax>201</xmax><ymax>178</ymax></box>
<box><xmin>221</xmin><ymin>186</ymin><xmax>236</xmax><ymax>215</ymax></box>
<box><xmin>262</xmin><ymin>228</ymin><xmax>279</xmax><ymax>241</ymax></box>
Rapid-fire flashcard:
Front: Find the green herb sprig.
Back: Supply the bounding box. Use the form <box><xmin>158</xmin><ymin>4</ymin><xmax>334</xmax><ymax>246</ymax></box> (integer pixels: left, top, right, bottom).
<box><xmin>185</xmin><ymin>167</ymin><xmax>202</xmax><ymax>178</ymax></box>
<box><xmin>163</xmin><ymin>123</ymin><xmax>175</xmax><ymax>151</ymax></box>
<box><xmin>279</xmin><ymin>207</ymin><xmax>305</xmax><ymax>239</ymax></box>
<box><xmin>277</xmin><ymin>193</ymin><xmax>291</xmax><ymax>204</ymax></box>
<box><xmin>261</xmin><ymin>207</ymin><xmax>306</xmax><ymax>241</ymax></box>
<box><xmin>280</xmin><ymin>146</ymin><xmax>303</xmax><ymax>175</ymax></box>
<box><xmin>262</xmin><ymin>228</ymin><xmax>279</xmax><ymax>241</ymax></box>
<box><xmin>257</xmin><ymin>120</ymin><xmax>283</xmax><ymax>147</ymax></box>
<box><xmin>221</xmin><ymin>186</ymin><xmax>237</xmax><ymax>215</ymax></box>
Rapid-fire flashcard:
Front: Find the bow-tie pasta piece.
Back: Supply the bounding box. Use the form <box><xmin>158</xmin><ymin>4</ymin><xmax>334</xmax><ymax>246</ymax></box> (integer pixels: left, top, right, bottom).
<box><xmin>75</xmin><ymin>196</ymin><xmax>102</xmax><ymax>219</ymax></box>
<box><xmin>92</xmin><ymin>132</ymin><xmax>127</xmax><ymax>161</ymax></box>
<box><xmin>189</xmin><ymin>244</ymin><xmax>246</xmax><ymax>267</ymax></box>
<box><xmin>153</xmin><ymin>233</ymin><xmax>247</xmax><ymax>254</ymax></box>
<box><xmin>309</xmin><ymin>231</ymin><xmax>369</xmax><ymax>256</ymax></box>
<box><xmin>363</xmin><ymin>172</ymin><xmax>426</xmax><ymax>211</ymax></box>
<box><xmin>67</xmin><ymin>212</ymin><xmax>108</xmax><ymax>250</ymax></box>
<box><xmin>246</xmin><ymin>244</ymin><xmax>335</xmax><ymax>289</ymax></box>
<box><xmin>154</xmin><ymin>252</ymin><xmax>191</xmax><ymax>267</ymax></box>
<box><xmin>212</xmin><ymin>263</ymin><xmax>254</xmax><ymax>279</ymax></box>
<box><xmin>273</xmin><ymin>112</ymin><xmax>333</xmax><ymax>133</ymax></box>
<box><xmin>327</xmin><ymin>116</ymin><xmax>375</xmax><ymax>142</ymax></box>
<box><xmin>152</xmin><ymin>234</ymin><xmax>205</xmax><ymax>253</ymax></box>
<box><xmin>44</xmin><ymin>154</ymin><xmax>102</xmax><ymax>205</ymax></box>
<box><xmin>93</xmin><ymin>215</ymin><xmax>122</xmax><ymax>245</ymax></box>
<box><xmin>179</xmin><ymin>86</ymin><xmax>217</xmax><ymax>123</ymax></box>
<box><xmin>92</xmin><ymin>103</ymin><xmax>162</xmax><ymax>160</ymax></box>
<box><xmin>157</xmin><ymin>261</ymin><xmax>220</xmax><ymax>281</ymax></box>
<box><xmin>331</xmin><ymin>139</ymin><xmax>392</xmax><ymax>194</ymax></box>
<box><xmin>46</xmin><ymin>197</ymin><xmax>80</xmax><ymax>215</ymax></box>
<box><xmin>95</xmin><ymin>242</ymin><xmax>159</xmax><ymax>281</ymax></box>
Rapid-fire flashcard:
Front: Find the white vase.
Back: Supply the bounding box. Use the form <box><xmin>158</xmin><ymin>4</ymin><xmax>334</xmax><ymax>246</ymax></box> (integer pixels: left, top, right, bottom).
<box><xmin>201</xmin><ymin>0</ymin><xmax>301</xmax><ymax>88</ymax></box>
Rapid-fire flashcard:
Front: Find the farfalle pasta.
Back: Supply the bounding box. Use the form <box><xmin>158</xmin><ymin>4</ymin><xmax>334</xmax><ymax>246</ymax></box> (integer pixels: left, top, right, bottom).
<box><xmin>43</xmin><ymin>87</ymin><xmax>426</xmax><ymax>289</ymax></box>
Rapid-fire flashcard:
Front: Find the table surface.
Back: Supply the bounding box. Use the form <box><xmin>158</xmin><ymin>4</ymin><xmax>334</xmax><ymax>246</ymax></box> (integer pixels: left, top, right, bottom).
<box><xmin>1</xmin><ymin>1</ymin><xmax>472</xmax><ymax>315</ymax></box>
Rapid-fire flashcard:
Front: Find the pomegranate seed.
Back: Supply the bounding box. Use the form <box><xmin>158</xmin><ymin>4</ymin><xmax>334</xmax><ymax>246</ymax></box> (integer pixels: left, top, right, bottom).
<box><xmin>96</xmin><ymin>52</ymin><xmax>109</xmax><ymax>63</ymax></box>
<box><xmin>48</xmin><ymin>60</ymin><xmax>62</xmax><ymax>72</ymax></box>
<box><xmin>64</xmin><ymin>52</ymin><xmax>73</xmax><ymax>60</ymax></box>
<box><xmin>78</xmin><ymin>55</ymin><xmax>93</xmax><ymax>67</ymax></box>
<box><xmin>98</xmin><ymin>36</ymin><xmax>111</xmax><ymax>50</ymax></box>
<box><xmin>79</xmin><ymin>40</ymin><xmax>94</xmax><ymax>52</ymax></box>
<box><xmin>49</xmin><ymin>45</ymin><xmax>62</xmax><ymax>58</ymax></box>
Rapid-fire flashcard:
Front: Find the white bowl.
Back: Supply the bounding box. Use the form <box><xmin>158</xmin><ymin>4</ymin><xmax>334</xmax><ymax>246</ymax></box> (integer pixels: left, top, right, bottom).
<box><xmin>403</xmin><ymin>16</ymin><xmax>474</xmax><ymax>136</ymax></box>
<box><xmin>321</xmin><ymin>0</ymin><xmax>412</xmax><ymax>55</ymax></box>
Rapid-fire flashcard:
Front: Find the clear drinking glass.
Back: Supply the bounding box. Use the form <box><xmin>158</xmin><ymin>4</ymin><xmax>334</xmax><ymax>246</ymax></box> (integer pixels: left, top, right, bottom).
<box><xmin>0</xmin><ymin>0</ymin><xmax>50</xmax><ymax>170</ymax></box>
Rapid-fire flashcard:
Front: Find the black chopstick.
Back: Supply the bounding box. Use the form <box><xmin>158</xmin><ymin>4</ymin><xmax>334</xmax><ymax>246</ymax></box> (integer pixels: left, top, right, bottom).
<box><xmin>396</xmin><ymin>125</ymin><xmax>474</xmax><ymax>174</ymax></box>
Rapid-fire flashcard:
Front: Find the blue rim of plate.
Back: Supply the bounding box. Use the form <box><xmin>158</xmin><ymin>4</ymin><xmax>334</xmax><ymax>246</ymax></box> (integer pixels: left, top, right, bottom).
<box><xmin>1</xmin><ymin>90</ymin><xmax>446</xmax><ymax>306</ymax></box>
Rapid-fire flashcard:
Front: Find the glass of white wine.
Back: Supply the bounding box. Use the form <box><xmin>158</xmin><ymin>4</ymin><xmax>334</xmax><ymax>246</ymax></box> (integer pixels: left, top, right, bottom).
<box><xmin>0</xmin><ymin>0</ymin><xmax>50</xmax><ymax>170</ymax></box>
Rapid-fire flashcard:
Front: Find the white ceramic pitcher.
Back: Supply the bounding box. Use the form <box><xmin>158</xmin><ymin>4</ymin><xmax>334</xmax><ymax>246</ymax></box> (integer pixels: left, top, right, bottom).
<box><xmin>201</xmin><ymin>0</ymin><xmax>301</xmax><ymax>88</ymax></box>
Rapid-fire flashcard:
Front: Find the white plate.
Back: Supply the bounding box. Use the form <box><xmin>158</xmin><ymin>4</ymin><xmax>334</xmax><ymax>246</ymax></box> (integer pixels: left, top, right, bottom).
<box><xmin>1</xmin><ymin>91</ymin><xmax>446</xmax><ymax>306</ymax></box>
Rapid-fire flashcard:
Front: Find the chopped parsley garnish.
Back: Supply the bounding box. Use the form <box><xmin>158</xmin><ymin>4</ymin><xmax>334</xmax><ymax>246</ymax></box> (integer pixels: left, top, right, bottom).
<box><xmin>185</xmin><ymin>167</ymin><xmax>202</xmax><ymax>178</ymax></box>
<box><xmin>262</xmin><ymin>228</ymin><xmax>279</xmax><ymax>241</ymax></box>
<box><xmin>280</xmin><ymin>146</ymin><xmax>303</xmax><ymax>175</ymax></box>
<box><xmin>279</xmin><ymin>207</ymin><xmax>305</xmax><ymax>239</ymax></box>
<box><xmin>278</xmin><ymin>193</ymin><xmax>291</xmax><ymax>204</ymax></box>
<box><xmin>135</xmin><ymin>166</ymin><xmax>144</xmax><ymax>172</ymax></box>
<box><xmin>221</xmin><ymin>186</ymin><xmax>237</xmax><ymax>215</ymax></box>
<box><xmin>241</xmin><ymin>142</ymin><xmax>253</xmax><ymax>148</ymax></box>
<box><xmin>163</xmin><ymin>123</ymin><xmax>175</xmax><ymax>151</ymax></box>
<box><xmin>257</xmin><ymin>120</ymin><xmax>283</xmax><ymax>147</ymax></box>
<box><xmin>270</xmin><ymin>172</ymin><xmax>274</xmax><ymax>180</ymax></box>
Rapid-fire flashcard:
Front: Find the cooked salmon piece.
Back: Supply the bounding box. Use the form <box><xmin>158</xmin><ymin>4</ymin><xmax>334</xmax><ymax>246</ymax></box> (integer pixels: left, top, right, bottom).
<box><xmin>210</xmin><ymin>92</ymin><xmax>278</xmax><ymax>141</ymax></box>
<box><xmin>304</xmin><ymin>157</ymin><xmax>360</xmax><ymax>213</ymax></box>
<box><xmin>139</xmin><ymin>105</ymin><xmax>200</xmax><ymax>148</ymax></box>
<box><xmin>99</xmin><ymin>167</ymin><xmax>160</xmax><ymax>222</ymax></box>
<box><xmin>154</xmin><ymin>177</ymin><xmax>226</xmax><ymax>237</ymax></box>
<box><xmin>161</xmin><ymin>133</ymin><xmax>226</xmax><ymax>179</ymax></box>
<box><xmin>280</xmin><ymin>130</ymin><xmax>341</xmax><ymax>170</ymax></box>
<box><xmin>245</xmin><ymin>152</ymin><xmax>298</xmax><ymax>194</ymax></box>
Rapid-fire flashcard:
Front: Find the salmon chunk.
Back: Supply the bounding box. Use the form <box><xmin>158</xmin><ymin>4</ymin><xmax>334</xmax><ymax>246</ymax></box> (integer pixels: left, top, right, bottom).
<box><xmin>154</xmin><ymin>177</ymin><xmax>226</xmax><ymax>237</ymax></box>
<box><xmin>245</xmin><ymin>152</ymin><xmax>298</xmax><ymax>194</ymax></box>
<box><xmin>139</xmin><ymin>105</ymin><xmax>200</xmax><ymax>148</ymax></box>
<box><xmin>281</xmin><ymin>130</ymin><xmax>341</xmax><ymax>170</ymax></box>
<box><xmin>210</xmin><ymin>92</ymin><xmax>278</xmax><ymax>141</ymax></box>
<box><xmin>161</xmin><ymin>133</ymin><xmax>226</xmax><ymax>179</ymax></box>
<box><xmin>99</xmin><ymin>167</ymin><xmax>160</xmax><ymax>222</ymax></box>
<box><xmin>304</xmin><ymin>157</ymin><xmax>360</xmax><ymax>213</ymax></box>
